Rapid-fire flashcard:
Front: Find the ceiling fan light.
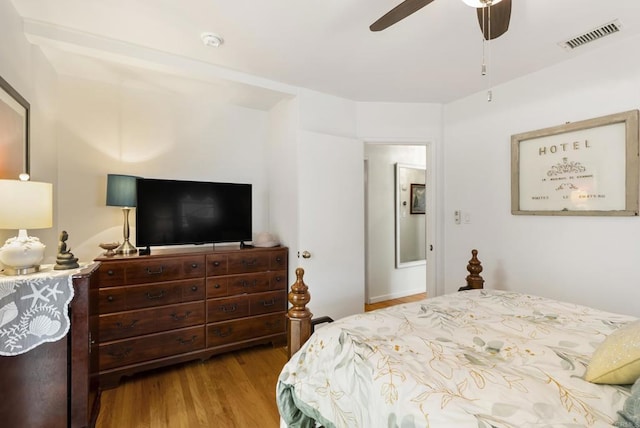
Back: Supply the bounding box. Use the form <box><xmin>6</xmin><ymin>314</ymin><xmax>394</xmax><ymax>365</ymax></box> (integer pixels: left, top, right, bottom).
<box><xmin>461</xmin><ymin>0</ymin><xmax>503</xmax><ymax>8</ymax></box>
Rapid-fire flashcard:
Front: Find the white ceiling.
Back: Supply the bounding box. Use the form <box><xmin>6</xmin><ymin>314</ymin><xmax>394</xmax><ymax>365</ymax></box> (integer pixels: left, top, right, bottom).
<box><xmin>9</xmin><ymin>0</ymin><xmax>640</xmax><ymax>106</ymax></box>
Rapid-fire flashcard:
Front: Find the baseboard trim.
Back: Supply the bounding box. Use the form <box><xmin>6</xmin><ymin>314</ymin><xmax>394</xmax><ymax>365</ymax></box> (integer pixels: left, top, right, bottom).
<box><xmin>367</xmin><ymin>288</ymin><xmax>426</xmax><ymax>304</ymax></box>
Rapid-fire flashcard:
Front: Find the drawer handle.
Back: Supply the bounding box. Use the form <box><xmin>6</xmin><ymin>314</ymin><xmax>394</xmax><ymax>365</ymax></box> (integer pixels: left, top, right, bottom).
<box><xmin>146</xmin><ymin>290</ymin><xmax>166</xmax><ymax>300</ymax></box>
<box><xmin>242</xmin><ymin>259</ymin><xmax>257</xmax><ymax>266</ymax></box>
<box><xmin>220</xmin><ymin>304</ymin><xmax>237</xmax><ymax>313</ymax></box>
<box><xmin>274</xmin><ymin>276</ymin><xmax>283</xmax><ymax>283</ymax></box>
<box><xmin>177</xmin><ymin>335</ymin><xmax>197</xmax><ymax>345</ymax></box>
<box><xmin>275</xmin><ymin>256</ymin><xmax>282</xmax><ymax>263</ymax></box>
<box><xmin>171</xmin><ymin>311</ymin><xmax>192</xmax><ymax>321</ymax></box>
<box><xmin>213</xmin><ymin>283</ymin><xmax>221</xmax><ymax>289</ymax></box>
<box><xmin>107</xmin><ymin>295</ymin><xmax>114</xmax><ymax>302</ymax></box>
<box><xmin>146</xmin><ymin>266</ymin><xmax>164</xmax><ymax>275</ymax></box>
<box><xmin>212</xmin><ymin>261</ymin><xmax>221</xmax><ymax>267</ymax></box>
<box><xmin>107</xmin><ymin>347</ymin><xmax>133</xmax><ymax>360</ymax></box>
<box><xmin>191</xmin><ymin>263</ymin><xmax>199</xmax><ymax>269</ymax></box>
<box><xmin>191</xmin><ymin>285</ymin><xmax>199</xmax><ymax>292</ymax></box>
<box><xmin>107</xmin><ymin>270</ymin><xmax>115</xmax><ymax>276</ymax></box>
<box><xmin>241</xmin><ymin>280</ymin><xmax>257</xmax><ymax>288</ymax></box>
<box><xmin>261</xmin><ymin>298</ymin><xmax>276</xmax><ymax>307</ymax></box>
<box><xmin>115</xmin><ymin>320</ymin><xmax>138</xmax><ymax>330</ymax></box>
<box><xmin>211</xmin><ymin>327</ymin><xmax>233</xmax><ymax>337</ymax></box>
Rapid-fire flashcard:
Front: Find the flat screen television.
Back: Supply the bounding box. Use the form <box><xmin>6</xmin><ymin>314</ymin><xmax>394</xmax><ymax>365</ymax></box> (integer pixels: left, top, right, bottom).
<box><xmin>135</xmin><ymin>178</ymin><xmax>252</xmax><ymax>248</ymax></box>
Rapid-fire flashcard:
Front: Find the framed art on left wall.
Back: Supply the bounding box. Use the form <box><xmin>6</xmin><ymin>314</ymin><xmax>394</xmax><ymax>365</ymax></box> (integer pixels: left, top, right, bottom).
<box><xmin>0</xmin><ymin>75</ymin><xmax>29</xmax><ymax>178</ymax></box>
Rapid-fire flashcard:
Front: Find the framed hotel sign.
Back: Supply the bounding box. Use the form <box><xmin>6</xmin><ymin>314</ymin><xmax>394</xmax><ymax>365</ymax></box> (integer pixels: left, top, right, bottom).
<box><xmin>511</xmin><ymin>110</ymin><xmax>639</xmax><ymax>216</ymax></box>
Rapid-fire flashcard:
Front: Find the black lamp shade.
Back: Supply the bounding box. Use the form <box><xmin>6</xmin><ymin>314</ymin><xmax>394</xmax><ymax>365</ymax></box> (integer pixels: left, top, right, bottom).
<box><xmin>106</xmin><ymin>174</ymin><xmax>138</xmax><ymax>207</ymax></box>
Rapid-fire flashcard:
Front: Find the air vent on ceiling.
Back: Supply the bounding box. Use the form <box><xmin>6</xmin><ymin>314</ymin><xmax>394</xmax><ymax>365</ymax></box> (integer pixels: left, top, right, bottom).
<box><xmin>559</xmin><ymin>19</ymin><xmax>623</xmax><ymax>50</ymax></box>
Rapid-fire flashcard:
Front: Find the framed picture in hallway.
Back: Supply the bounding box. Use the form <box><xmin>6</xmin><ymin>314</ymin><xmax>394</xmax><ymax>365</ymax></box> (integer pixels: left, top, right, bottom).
<box><xmin>410</xmin><ymin>183</ymin><xmax>425</xmax><ymax>214</ymax></box>
<box><xmin>0</xmin><ymin>74</ymin><xmax>30</xmax><ymax>179</ymax></box>
<box><xmin>511</xmin><ymin>109</ymin><xmax>639</xmax><ymax>216</ymax></box>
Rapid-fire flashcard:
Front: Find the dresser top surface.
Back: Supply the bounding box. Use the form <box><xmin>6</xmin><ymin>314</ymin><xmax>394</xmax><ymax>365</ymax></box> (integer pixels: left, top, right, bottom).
<box><xmin>95</xmin><ymin>245</ymin><xmax>287</xmax><ymax>262</ymax></box>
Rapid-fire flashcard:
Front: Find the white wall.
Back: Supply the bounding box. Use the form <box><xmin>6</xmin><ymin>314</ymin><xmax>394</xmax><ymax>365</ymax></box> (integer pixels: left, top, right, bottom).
<box><xmin>292</xmin><ymin>90</ymin><xmax>365</xmax><ymax>319</ymax></box>
<box><xmin>443</xmin><ymin>34</ymin><xmax>640</xmax><ymax>317</ymax></box>
<box><xmin>0</xmin><ymin>0</ymin><xmax>58</xmax><ymax>263</ymax></box>
<box><xmin>55</xmin><ymin>69</ymin><xmax>272</xmax><ymax>263</ymax></box>
<box><xmin>267</xmin><ymin>97</ymin><xmax>299</xmax><ymax>283</ymax></box>
<box><xmin>284</xmin><ymin>94</ymin><xmax>448</xmax><ymax>318</ymax></box>
<box><xmin>357</xmin><ymin>102</ymin><xmax>444</xmax><ymax>297</ymax></box>
<box><xmin>365</xmin><ymin>144</ymin><xmax>426</xmax><ymax>303</ymax></box>
<box><xmin>7</xmin><ymin>0</ymin><xmax>638</xmax><ymax>319</ymax></box>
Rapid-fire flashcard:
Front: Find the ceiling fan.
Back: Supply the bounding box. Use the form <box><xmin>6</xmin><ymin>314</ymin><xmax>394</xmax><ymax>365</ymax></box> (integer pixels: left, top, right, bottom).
<box><xmin>370</xmin><ymin>0</ymin><xmax>512</xmax><ymax>40</ymax></box>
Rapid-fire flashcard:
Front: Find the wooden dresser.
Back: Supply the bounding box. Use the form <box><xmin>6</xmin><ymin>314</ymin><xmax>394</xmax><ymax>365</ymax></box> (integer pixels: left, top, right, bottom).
<box><xmin>95</xmin><ymin>246</ymin><xmax>288</xmax><ymax>388</ymax></box>
<box><xmin>0</xmin><ymin>263</ymin><xmax>100</xmax><ymax>428</ymax></box>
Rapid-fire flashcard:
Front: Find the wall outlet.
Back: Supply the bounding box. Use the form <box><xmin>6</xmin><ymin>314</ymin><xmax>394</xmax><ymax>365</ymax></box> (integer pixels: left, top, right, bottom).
<box><xmin>454</xmin><ymin>210</ymin><xmax>461</xmax><ymax>224</ymax></box>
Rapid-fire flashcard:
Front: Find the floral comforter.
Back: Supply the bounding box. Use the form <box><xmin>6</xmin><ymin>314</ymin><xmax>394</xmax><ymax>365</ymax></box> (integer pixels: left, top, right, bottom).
<box><xmin>277</xmin><ymin>290</ymin><xmax>636</xmax><ymax>428</ymax></box>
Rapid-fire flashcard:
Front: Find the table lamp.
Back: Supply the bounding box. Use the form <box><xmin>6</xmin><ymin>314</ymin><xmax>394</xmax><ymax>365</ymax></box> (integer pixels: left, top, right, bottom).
<box><xmin>106</xmin><ymin>174</ymin><xmax>138</xmax><ymax>255</ymax></box>
<box><xmin>0</xmin><ymin>176</ymin><xmax>53</xmax><ymax>275</ymax></box>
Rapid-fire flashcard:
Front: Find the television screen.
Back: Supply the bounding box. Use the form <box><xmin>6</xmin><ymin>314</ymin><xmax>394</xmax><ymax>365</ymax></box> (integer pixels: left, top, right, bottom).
<box><xmin>135</xmin><ymin>178</ymin><xmax>252</xmax><ymax>247</ymax></box>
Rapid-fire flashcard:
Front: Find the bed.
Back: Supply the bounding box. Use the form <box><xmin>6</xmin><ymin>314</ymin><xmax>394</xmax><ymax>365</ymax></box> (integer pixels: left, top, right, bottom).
<box><xmin>277</xmin><ymin>250</ymin><xmax>640</xmax><ymax>427</ymax></box>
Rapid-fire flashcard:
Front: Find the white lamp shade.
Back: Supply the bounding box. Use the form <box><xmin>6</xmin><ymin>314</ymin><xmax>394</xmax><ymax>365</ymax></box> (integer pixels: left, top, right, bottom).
<box><xmin>462</xmin><ymin>0</ymin><xmax>502</xmax><ymax>7</ymax></box>
<box><xmin>0</xmin><ymin>179</ymin><xmax>53</xmax><ymax>230</ymax></box>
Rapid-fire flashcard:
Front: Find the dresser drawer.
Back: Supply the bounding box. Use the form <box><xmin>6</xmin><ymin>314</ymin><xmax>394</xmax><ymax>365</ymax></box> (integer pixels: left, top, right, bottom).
<box><xmin>249</xmin><ymin>291</ymin><xmax>287</xmax><ymax>316</ymax></box>
<box><xmin>98</xmin><ymin>263</ymin><xmax>127</xmax><ymax>287</ymax></box>
<box><xmin>227</xmin><ymin>272</ymin><xmax>271</xmax><ymax>295</ymax></box>
<box><xmin>207</xmin><ymin>272</ymin><xmax>284</xmax><ymax>297</ymax></box>
<box><xmin>227</xmin><ymin>252</ymin><xmax>270</xmax><ymax>274</ymax></box>
<box><xmin>100</xmin><ymin>326</ymin><xmax>205</xmax><ymax>370</ymax></box>
<box><xmin>124</xmin><ymin>256</ymin><xmax>205</xmax><ymax>284</ymax></box>
<box><xmin>99</xmin><ymin>279</ymin><xmax>205</xmax><ymax>314</ymax></box>
<box><xmin>270</xmin><ymin>249</ymin><xmax>288</xmax><ymax>270</ymax></box>
<box><xmin>207</xmin><ymin>296</ymin><xmax>250</xmax><ymax>322</ymax></box>
<box><xmin>206</xmin><ymin>277</ymin><xmax>228</xmax><ymax>298</ymax></box>
<box><xmin>270</xmin><ymin>270</ymin><xmax>287</xmax><ymax>290</ymax></box>
<box><xmin>206</xmin><ymin>254</ymin><xmax>228</xmax><ymax>276</ymax></box>
<box><xmin>100</xmin><ymin>301</ymin><xmax>205</xmax><ymax>341</ymax></box>
<box><xmin>206</xmin><ymin>313</ymin><xmax>286</xmax><ymax>347</ymax></box>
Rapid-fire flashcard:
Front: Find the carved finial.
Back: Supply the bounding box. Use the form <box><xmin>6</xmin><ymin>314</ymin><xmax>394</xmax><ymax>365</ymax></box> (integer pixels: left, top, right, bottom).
<box><xmin>288</xmin><ymin>267</ymin><xmax>312</xmax><ymax>319</ymax></box>
<box><xmin>465</xmin><ymin>249</ymin><xmax>484</xmax><ymax>289</ymax></box>
<box><xmin>287</xmin><ymin>267</ymin><xmax>313</xmax><ymax>358</ymax></box>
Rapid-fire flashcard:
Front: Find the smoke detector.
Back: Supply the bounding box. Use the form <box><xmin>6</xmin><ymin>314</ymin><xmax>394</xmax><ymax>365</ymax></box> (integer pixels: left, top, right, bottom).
<box><xmin>201</xmin><ymin>32</ymin><xmax>224</xmax><ymax>48</ymax></box>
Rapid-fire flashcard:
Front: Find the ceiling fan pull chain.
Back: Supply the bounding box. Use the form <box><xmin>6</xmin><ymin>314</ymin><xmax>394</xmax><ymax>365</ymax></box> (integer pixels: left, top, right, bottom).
<box><xmin>486</xmin><ymin>4</ymin><xmax>494</xmax><ymax>102</ymax></box>
<box><xmin>481</xmin><ymin>6</ymin><xmax>487</xmax><ymax>76</ymax></box>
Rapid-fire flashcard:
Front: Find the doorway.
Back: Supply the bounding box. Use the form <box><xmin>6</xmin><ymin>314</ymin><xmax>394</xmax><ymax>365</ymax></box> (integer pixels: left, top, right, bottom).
<box><xmin>364</xmin><ymin>142</ymin><xmax>433</xmax><ymax>304</ymax></box>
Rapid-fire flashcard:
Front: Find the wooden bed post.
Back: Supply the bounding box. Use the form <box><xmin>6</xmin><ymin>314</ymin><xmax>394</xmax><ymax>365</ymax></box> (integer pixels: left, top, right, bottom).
<box><xmin>287</xmin><ymin>267</ymin><xmax>313</xmax><ymax>358</ymax></box>
<box><xmin>458</xmin><ymin>249</ymin><xmax>484</xmax><ymax>291</ymax></box>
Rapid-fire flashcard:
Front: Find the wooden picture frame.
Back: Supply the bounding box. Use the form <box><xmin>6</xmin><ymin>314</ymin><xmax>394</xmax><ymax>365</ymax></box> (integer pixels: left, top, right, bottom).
<box><xmin>0</xmin><ymin>75</ymin><xmax>30</xmax><ymax>178</ymax></box>
<box><xmin>410</xmin><ymin>183</ymin><xmax>426</xmax><ymax>214</ymax></box>
<box><xmin>511</xmin><ymin>110</ymin><xmax>639</xmax><ymax>216</ymax></box>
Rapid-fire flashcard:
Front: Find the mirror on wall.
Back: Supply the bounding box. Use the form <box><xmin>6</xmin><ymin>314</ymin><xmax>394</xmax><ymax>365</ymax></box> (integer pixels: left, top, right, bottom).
<box><xmin>395</xmin><ymin>163</ymin><xmax>426</xmax><ymax>268</ymax></box>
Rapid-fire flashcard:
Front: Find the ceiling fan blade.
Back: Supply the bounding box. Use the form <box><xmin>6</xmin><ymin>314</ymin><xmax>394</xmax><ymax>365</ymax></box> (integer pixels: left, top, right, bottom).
<box><xmin>370</xmin><ymin>0</ymin><xmax>436</xmax><ymax>32</ymax></box>
<box><xmin>476</xmin><ymin>0</ymin><xmax>511</xmax><ymax>40</ymax></box>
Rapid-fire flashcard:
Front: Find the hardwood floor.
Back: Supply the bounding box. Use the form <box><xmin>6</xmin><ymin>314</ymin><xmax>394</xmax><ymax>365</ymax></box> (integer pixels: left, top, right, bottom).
<box><xmin>364</xmin><ymin>292</ymin><xmax>426</xmax><ymax>312</ymax></box>
<box><xmin>97</xmin><ymin>345</ymin><xmax>290</xmax><ymax>428</ymax></box>
<box><xmin>96</xmin><ymin>293</ymin><xmax>426</xmax><ymax>428</ymax></box>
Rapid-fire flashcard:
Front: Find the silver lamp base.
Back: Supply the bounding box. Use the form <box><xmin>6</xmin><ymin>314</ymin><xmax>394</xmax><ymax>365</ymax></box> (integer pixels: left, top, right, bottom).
<box><xmin>3</xmin><ymin>265</ymin><xmax>41</xmax><ymax>276</ymax></box>
<box><xmin>116</xmin><ymin>239</ymin><xmax>137</xmax><ymax>255</ymax></box>
<box><xmin>116</xmin><ymin>207</ymin><xmax>137</xmax><ymax>255</ymax></box>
